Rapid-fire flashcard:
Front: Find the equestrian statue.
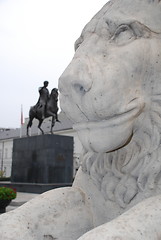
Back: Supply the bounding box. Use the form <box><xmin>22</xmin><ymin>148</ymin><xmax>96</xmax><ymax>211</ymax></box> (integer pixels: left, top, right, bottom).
<box><xmin>27</xmin><ymin>81</ymin><xmax>59</xmax><ymax>136</ymax></box>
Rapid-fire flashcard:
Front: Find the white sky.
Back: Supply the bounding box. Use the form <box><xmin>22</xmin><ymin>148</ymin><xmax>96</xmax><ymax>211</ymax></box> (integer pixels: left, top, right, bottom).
<box><xmin>0</xmin><ymin>0</ymin><xmax>108</xmax><ymax>128</ymax></box>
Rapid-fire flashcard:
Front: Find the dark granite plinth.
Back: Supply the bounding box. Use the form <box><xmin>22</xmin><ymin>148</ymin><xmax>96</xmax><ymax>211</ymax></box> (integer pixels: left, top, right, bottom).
<box><xmin>11</xmin><ymin>134</ymin><xmax>73</xmax><ymax>192</ymax></box>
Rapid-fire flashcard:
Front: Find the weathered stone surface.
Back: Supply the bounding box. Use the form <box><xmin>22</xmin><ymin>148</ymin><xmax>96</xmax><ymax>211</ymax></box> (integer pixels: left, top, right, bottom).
<box><xmin>0</xmin><ymin>188</ymin><xmax>93</xmax><ymax>240</ymax></box>
<box><xmin>78</xmin><ymin>195</ymin><xmax>161</xmax><ymax>240</ymax></box>
<box><xmin>1</xmin><ymin>0</ymin><xmax>161</xmax><ymax>239</ymax></box>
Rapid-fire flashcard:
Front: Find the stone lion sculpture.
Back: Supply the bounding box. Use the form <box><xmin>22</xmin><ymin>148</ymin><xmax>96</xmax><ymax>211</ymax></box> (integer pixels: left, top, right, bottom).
<box><xmin>1</xmin><ymin>0</ymin><xmax>161</xmax><ymax>239</ymax></box>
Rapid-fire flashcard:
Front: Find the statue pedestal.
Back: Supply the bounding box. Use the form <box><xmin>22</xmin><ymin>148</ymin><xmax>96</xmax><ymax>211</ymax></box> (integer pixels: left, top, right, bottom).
<box><xmin>10</xmin><ymin>134</ymin><xmax>73</xmax><ymax>193</ymax></box>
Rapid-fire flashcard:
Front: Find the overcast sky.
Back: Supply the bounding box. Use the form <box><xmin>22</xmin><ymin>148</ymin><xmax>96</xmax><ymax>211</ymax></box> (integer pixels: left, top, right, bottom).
<box><xmin>0</xmin><ymin>0</ymin><xmax>108</xmax><ymax>128</ymax></box>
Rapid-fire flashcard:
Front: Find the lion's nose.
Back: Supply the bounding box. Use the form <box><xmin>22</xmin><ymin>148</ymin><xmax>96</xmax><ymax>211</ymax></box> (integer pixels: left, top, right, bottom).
<box><xmin>72</xmin><ymin>79</ymin><xmax>92</xmax><ymax>96</ymax></box>
<box><xmin>59</xmin><ymin>58</ymin><xmax>92</xmax><ymax>96</ymax></box>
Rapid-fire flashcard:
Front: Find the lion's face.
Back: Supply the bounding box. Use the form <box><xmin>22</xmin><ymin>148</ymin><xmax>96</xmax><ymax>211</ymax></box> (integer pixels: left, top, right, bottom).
<box><xmin>59</xmin><ymin>0</ymin><xmax>161</xmax><ymax>153</ymax></box>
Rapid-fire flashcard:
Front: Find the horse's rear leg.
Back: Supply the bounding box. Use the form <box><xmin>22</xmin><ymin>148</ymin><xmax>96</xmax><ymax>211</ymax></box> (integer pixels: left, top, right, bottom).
<box><xmin>27</xmin><ymin>118</ymin><xmax>33</xmax><ymax>136</ymax></box>
<box><xmin>38</xmin><ymin>119</ymin><xmax>44</xmax><ymax>134</ymax></box>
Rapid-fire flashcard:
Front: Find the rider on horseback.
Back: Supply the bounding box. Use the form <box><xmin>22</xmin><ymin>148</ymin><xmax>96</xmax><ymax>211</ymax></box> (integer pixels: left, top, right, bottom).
<box><xmin>27</xmin><ymin>83</ymin><xmax>60</xmax><ymax>136</ymax></box>
<box><xmin>36</xmin><ymin>81</ymin><xmax>50</xmax><ymax>119</ymax></box>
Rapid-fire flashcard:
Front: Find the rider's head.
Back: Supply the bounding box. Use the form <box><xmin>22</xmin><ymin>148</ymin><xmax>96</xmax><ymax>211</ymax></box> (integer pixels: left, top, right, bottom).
<box><xmin>43</xmin><ymin>81</ymin><xmax>49</xmax><ymax>87</ymax></box>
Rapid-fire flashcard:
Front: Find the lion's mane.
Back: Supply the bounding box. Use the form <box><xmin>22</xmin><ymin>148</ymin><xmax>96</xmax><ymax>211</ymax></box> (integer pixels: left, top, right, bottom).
<box><xmin>81</xmin><ymin>95</ymin><xmax>161</xmax><ymax>208</ymax></box>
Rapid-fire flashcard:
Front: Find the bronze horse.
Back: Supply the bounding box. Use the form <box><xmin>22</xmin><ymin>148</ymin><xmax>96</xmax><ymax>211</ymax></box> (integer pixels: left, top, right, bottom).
<box><xmin>27</xmin><ymin>88</ymin><xmax>59</xmax><ymax>136</ymax></box>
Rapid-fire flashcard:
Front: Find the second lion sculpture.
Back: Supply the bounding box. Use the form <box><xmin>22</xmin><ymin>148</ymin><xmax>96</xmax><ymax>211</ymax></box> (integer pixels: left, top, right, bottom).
<box><xmin>1</xmin><ymin>0</ymin><xmax>161</xmax><ymax>239</ymax></box>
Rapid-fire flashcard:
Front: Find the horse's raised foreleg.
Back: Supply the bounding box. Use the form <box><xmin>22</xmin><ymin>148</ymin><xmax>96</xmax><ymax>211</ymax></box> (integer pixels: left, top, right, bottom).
<box><xmin>51</xmin><ymin>116</ymin><xmax>56</xmax><ymax>134</ymax></box>
<box><xmin>38</xmin><ymin>119</ymin><xmax>44</xmax><ymax>134</ymax></box>
<box><xmin>27</xmin><ymin>117</ymin><xmax>34</xmax><ymax>136</ymax></box>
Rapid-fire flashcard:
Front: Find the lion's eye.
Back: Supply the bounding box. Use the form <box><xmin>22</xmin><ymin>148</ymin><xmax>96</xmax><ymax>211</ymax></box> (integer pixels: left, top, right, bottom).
<box><xmin>111</xmin><ymin>25</ymin><xmax>136</xmax><ymax>45</ymax></box>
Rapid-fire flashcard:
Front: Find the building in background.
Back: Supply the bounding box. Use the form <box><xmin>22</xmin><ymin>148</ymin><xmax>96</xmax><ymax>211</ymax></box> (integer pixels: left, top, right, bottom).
<box><xmin>0</xmin><ymin>112</ymin><xmax>83</xmax><ymax>177</ymax></box>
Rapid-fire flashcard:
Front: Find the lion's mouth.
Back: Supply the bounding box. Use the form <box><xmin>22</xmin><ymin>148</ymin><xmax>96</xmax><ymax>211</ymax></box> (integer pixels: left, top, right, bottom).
<box><xmin>73</xmin><ymin>106</ymin><xmax>142</xmax><ymax>131</ymax></box>
<box><xmin>72</xmin><ymin>104</ymin><xmax>144</xmax><ymax>152</ymax></box>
